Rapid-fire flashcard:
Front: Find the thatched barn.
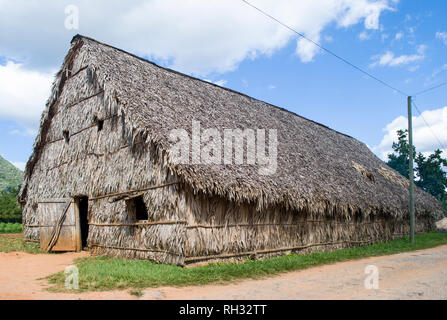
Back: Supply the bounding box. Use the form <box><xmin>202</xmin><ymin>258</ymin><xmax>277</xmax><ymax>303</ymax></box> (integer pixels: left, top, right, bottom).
<box><xmin>19</xmin><ymin>35</ymin><xmax>442</xmax><ymax>265</ymax></box>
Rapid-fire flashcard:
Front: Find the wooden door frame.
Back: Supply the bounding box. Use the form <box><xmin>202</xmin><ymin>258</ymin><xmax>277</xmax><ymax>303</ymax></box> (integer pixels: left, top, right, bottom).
<box><xmin>74</xmin><ymin>197</ymin><xmax>82</xmax><ymax>252</ymax></box>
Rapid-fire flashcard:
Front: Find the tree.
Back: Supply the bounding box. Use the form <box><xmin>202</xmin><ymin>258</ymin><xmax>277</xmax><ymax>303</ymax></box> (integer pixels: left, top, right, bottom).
<box><xmin>387</xmin><ymin>130</ymin><xmax>447</xmax><ymax>212</ymax></box>
<box><xmin>0</xmin><ymin>187</ymin><xmax>22</xmax><ymax>223</ymax></box>
<box><xmin>415</xmin><ymin>150</ymin><xmax>447</xmax><ymax>201</ymax></box>
<box><xmin>386</xmin><ymin>129</ymin><xmax>416</xmax><ymax>179</ymax></box>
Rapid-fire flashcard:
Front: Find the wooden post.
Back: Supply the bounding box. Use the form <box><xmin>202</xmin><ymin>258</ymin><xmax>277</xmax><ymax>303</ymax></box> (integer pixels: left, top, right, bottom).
<box><xmin>74</xmin><ymin>198</ymin><xmax>82</xmax><ymax>252</ymax></box>
<box><xmin>408</xmin><ymin>96</ymin><xmax>415</xmax><ymax>243</ymax></box>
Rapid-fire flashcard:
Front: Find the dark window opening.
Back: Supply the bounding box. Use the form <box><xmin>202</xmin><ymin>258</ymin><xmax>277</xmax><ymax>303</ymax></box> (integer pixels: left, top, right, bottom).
<box><xmin>127</xmin><ymin>196</ymin><xmax>148</xmax><ymax>221</ymax></box>
<box><xmin>63</xmin><ymin>130</ymin><xmax>70</xmax><ymax>143</ymax></box>
<box><xmin>97</xmin><ymin>119</ymin><xmax>104</xmax><ymax>132</ymax></box>
<box><xmin>78</xmin><ymin>196</ymin><xmax>89</xmax><ymax>249</ymax></box>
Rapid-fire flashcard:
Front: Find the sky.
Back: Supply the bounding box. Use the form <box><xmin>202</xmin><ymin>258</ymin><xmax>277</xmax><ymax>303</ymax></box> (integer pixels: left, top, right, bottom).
<box><xmin>0</xmin><ymin>0</ymin><xmax>446</xmax><ymax>171</ymax></box>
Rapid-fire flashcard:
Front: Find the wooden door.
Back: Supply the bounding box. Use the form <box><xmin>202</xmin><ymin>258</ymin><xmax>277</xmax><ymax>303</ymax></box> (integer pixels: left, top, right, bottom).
<box><xmin>38</xmin><ymin>198</ymin><xmax>80</xmax><ymax>252</ymax></box>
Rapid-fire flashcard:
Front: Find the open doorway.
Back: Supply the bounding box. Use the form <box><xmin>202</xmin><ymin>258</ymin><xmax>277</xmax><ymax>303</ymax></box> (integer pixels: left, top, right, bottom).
<box><xmin>78</xmin><ymin>196</ymin><xmax>89</xmax><ymax>249</ymax></box>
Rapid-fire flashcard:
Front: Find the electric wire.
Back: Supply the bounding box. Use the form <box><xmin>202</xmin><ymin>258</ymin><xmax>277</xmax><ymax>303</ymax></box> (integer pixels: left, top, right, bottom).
<box><xmin>412</xmin><ymin>80</ymin><xmax>447</xmax><ymax>97</ymax></box>
<box><xmin>241</xmin><ymin>0</ymin><xmax>409</xmax><ymax>96</ymax></box>
<box><xmin>241</xmin><ymin>0</ymin><xmax>446</xmax><ymax>152</ymax></box>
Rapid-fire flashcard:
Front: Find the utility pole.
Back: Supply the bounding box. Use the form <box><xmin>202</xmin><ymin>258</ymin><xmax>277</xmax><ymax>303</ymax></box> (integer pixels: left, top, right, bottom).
<box><xmin>407</xmin><ymin>96</ymin><xmax>415</xmax><ymax>243</ymax></box>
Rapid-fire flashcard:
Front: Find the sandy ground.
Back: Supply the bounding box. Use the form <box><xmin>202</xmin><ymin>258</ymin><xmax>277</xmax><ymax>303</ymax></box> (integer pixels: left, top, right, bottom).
<box><xmin>0</xmin><ymin>244</ymin><xmax>446</xmax><ymax>300</ymax></box>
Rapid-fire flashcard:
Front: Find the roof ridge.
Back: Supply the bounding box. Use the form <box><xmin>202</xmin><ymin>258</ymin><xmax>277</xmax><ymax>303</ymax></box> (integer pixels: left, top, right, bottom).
<box><xmin>71</xmin><ymin>34</ymin><xmax>355</xmax><ymax>140</ymax></box>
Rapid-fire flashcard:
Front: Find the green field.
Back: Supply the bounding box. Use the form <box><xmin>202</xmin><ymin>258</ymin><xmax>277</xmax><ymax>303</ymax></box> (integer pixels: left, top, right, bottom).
<box><xmin>0</xmin><ymin>222</ymin><xmax>22</xmax><ymax>234</ymax></box>
<box><xmin>46</xmin><ymin>232</ymin><xmax>447</xmax><ymax>292</ymax></box>
<box><xmin>0</xmin><ymin>233</ymin><xmax>41</xmax><ymax>254</ymax></box>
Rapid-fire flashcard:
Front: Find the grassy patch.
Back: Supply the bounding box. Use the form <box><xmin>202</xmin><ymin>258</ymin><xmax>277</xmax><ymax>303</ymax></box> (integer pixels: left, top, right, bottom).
<box><xmin>46</xmin><ymin>232</ymin><xmax>447</xmax><ymax>292</ymax></box>
<box><xmin>0</xmin><ymin>222</ymin><xmax>22</xmax><ymax>234</ymax></box>
<box><xmin>0</xmin><ymin>233</ymin><xmax>42</xmax><ymax>254</ymax></box>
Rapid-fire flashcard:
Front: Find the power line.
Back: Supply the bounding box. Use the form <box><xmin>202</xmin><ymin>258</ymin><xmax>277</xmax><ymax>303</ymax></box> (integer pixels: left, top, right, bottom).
<box><xmin>412</xmin><ymin>100</ymin><xmax>446</xmax><ymax>151</ymax></box>
<box><xmin>241</xmin><ymin>0</ymin><xmax>409</xmax><ymax>97</ymax></box>
<box><xmin>412</xmin><ymin>80</ymin><xmax>447</xmax><ymax>97</ymax></box>
<box><xmin>242</xmin><ymin>0</ymin><xmax>446</xmax><ymax>153</ymax></box>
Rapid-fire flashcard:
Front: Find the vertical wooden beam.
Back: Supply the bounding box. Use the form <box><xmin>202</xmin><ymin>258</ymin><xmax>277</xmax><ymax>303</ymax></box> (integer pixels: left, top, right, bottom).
<box><xmin>408</xmin><ymin>96</ymin><xmax>415</xmax><ymax>243</ymax></box>
<box><xmin>74</xmin><ymin>198</ymin><xmax>82</xmax><ymax>252</ymax></box>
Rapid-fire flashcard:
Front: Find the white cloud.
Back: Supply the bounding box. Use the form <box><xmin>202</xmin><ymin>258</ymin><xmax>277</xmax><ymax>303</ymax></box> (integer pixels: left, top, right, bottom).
<box><xmin>375</xmin><ymin>106</ymin><xmax>447</xmax><ymax>160</ymax></box>
<box><xmin>268</xmin><ymin>84</ymin><xmax>276</xmax><ymax>90</ymax></box>
<box><xmin>359</xmin><ymin>31</ymin><xmax>370</xmax><ymax>41</ymax></box>
<box><xmin>203</xmin><ymin>79</ymin><xmax>227</xmax><ymax>87</ymax></box>
<box><xmin>395</xmin><ymin>32</ymin><xmax>403</xmax><ymax>40</ymax></box>
<box><xmin>0</xmin><ymin>61</ymin><xmax>54</xmax><ymax>129</ymax></box>
<box><xmin>370</xmin><ymin>44</ymin><xmax>426</xmax><ymax>67</ymax></box>
<box><xmin>436</xmin><ymin>31</ymin><xmax>447</xmax><ymax>45</ymax></box>
<box><xmin>324</xmin><ymin>35</ymin><xmax>334</xmax><ymax>42</ymax></box>
<box><xmin>0</xmin><ymin>0</ymin><xmax>395</xmax><ymax>75</ymax></box>
<box><xmin>427</xmin><ymin>64</ymin><xmax>447</xmax><ymax>83</ymax></box>
<box><xmin>408</xmin><ymin>65</ymin><xmax>420</xmax><ymax>72</ymax></box>
<box><xmin>9</xmin><ymin>127</ymin><xmax>38</xmax><ymax>137</ymax></box>
<box><xmin>11</xmin><ymin>162</ymin><xmax>26</xmax><ymax>171</ymax></box>
<box><xmin>214</xmin><ymin>80</ymin><xmax>227</xmax><ymax>87</ymax></box>
<box><xmin>0</xmin><ymin>0</ymin><xmax>396</xmax><ymax>128</ymax></box>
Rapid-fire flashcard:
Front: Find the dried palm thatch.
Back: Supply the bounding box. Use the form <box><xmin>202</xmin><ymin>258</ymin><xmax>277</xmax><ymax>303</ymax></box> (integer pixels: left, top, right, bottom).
<box><xmin>18</xmin><ymin>35</ymin><xmax>443</xmax><ymax>265</ymax></box>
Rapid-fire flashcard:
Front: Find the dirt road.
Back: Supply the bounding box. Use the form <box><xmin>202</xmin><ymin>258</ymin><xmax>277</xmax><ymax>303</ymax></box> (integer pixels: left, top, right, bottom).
<box><xmin>1</xmin><ymin>245</ymin><xmax>446</xmax><ymax>300</ymax></box>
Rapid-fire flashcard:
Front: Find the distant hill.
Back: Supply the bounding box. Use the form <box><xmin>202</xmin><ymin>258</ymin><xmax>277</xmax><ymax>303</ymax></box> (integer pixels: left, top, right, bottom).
<box><xmin>0</xmin><ymin>155</ymin><xmax>23</xmax><ymax>191</ymax></box>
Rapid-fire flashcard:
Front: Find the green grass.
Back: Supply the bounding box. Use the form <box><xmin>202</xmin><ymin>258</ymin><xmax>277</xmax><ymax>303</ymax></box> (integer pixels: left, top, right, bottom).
<box><xmin>0</xmin><ymin>233</ymin><xmax>42</xmax><ymax>254</ymax></box>
<box><xmin>46</xmin><ymin>231</ymin><xmax>447</xmax><ymax>292</ymax></box>
<box><xmin>0</xmin><ymin>222</ymin><xmax>22</xmax><ymax>234</ymax></box>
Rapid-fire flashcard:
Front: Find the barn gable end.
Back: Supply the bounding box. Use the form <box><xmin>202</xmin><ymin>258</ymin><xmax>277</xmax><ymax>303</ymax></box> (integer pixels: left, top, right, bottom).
<box><xmin>20</xmin><ymin>39</ymin><xmax>186</xmax><ymax>264</ymax></box>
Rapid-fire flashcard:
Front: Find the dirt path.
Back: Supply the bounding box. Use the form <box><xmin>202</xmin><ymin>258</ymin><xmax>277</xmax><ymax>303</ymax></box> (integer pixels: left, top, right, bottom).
<box><xmin>1</xmin><ymin>245</ymin><xmax>447</xmax><ymax>300</ymax></box>
<box><xmin>0</xmin><ymin>250</ymin><xmax>139</xmax><ymax>300</ymax></box>
<box><xmin>156</xmin><ymin>245</ymin><xmax>447</xmax><ymax>300</ymax></box>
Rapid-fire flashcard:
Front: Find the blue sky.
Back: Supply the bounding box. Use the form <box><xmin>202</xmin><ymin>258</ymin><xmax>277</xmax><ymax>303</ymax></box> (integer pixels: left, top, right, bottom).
<box><xmin>0</xmin><ymin>0</ymin><xmax>446</xmax><ymax>170</ymax></box>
